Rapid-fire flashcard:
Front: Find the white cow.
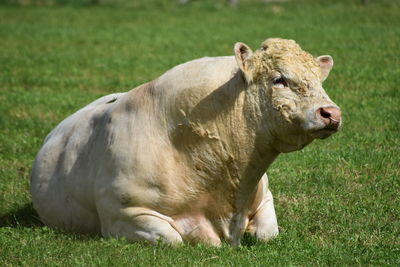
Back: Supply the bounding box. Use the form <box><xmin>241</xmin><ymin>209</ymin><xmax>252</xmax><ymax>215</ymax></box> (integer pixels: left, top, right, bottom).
<box><xmin>31</xmin><ymin>38</ymin><xmax>341</xmax><ymax>246</ymax></box>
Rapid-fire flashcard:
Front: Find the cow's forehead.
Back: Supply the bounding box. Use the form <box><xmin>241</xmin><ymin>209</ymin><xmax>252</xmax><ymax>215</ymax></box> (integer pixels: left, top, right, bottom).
<box><xmin>258</xmin><ymin>38</ymin><xmax>322</xmax><ymax>82</ymax></box>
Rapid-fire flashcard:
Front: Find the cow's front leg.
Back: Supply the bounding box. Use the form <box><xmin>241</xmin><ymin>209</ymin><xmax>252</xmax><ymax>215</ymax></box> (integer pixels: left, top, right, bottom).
<box><xmin>100</xmin><ymin>207</ymin><xmax>183</xmax><ymax>246</ymax></box>
<box><xmin>246</xmin><ymin>175</ymin><xmax>279</xmax><ymax>241</ymax></box>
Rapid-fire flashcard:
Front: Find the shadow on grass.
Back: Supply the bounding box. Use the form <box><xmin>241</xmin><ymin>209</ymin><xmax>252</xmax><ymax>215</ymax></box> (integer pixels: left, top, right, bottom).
<box><xmin>0</xmin><ymin>202</ymin><xmax>43</xmax><ymax>228</ymax></box>
<box><xmin>0</xmin><ymin>204</ymin><xmax>274</xmax><ymax>247</ymax></box>
<box><xmin>241</xmin><ymin>233</ymin><xmax>262</xmax><ymax>247</ymax></box>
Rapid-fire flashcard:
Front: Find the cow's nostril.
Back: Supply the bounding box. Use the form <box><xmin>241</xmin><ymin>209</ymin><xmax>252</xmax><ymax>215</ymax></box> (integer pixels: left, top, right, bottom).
<box><xmin>316</xmin><ymin>106</ymin><xmax>342</xmax><ymax>128</ymax></box>
<box><xmin>319</xmin><ymin>108</ymin><xmax>331</xmax><ymax>119</ymax></box>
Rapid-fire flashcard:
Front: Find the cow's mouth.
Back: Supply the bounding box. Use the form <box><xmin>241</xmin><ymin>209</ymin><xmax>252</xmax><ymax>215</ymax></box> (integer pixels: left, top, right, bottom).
<box><xmin>311</xmin><ymin>128</ymin><xmax>338</xmax><ymax>139</ymax></box>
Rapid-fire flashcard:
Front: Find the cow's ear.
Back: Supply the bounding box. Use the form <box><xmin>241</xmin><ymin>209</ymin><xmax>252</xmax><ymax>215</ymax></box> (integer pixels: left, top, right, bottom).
<box><xmin>317</xmin><ymin>55</ymin><xmax>334</xmax><ymax>81</ymax></box>
<box><xmin>234</xmin><ymin>42</ymin><xmax>254</xmax><ymax>83</ymax></box>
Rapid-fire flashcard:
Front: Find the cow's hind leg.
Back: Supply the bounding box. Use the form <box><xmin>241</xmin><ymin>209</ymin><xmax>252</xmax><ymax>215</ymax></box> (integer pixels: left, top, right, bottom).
<box><xmin>100</xmin><ymin>207</ymin><xmax>183</xmax><ymax>246</ymax></box>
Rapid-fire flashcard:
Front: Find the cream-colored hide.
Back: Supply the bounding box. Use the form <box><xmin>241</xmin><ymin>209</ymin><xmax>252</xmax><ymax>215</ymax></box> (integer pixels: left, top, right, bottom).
<box><xmin>31</xmin><ymin>38</ymin><xmax>341</xmax><ymax>246</ymax></box>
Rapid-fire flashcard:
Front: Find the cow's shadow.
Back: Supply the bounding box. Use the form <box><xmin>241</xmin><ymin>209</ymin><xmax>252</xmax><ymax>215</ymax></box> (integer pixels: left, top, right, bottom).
<box><xmin>0</xmin><ymin>202</ymin><xmax>43</xmax><ymax>228</ymax></box>
<box><xmin>241</xmin><ymin>233</ymin><xmax>265</xmax><ymax>247</ymax></box>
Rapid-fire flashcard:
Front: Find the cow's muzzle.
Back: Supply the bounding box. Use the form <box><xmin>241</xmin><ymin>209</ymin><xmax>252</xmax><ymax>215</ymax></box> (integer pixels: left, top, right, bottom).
<box><xmin>312</xmin><ymin>106</ymin><xmax>342</xmax><ymax>139</ymax></box>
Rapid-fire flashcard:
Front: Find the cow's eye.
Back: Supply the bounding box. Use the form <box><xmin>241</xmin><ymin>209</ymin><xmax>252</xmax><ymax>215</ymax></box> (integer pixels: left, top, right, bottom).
<box><xmin>273</xmin><ymin>77</ymin><xmax>288</xmax><ymax>87</ymax></box>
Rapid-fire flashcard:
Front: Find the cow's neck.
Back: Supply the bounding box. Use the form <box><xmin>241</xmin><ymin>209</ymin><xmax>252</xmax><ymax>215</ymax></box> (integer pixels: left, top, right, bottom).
<box><xmin>169</xmin><ymin>72</ymin><xmax>279</xmax><ymax>222</ymax></box>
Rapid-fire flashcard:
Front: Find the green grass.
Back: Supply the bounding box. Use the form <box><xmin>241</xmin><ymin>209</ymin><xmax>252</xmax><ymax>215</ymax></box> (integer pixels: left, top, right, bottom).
<box><xmin>1</xmin><ymin>0</ymin><xmax>399</xmax><ymax>265</ymax></box>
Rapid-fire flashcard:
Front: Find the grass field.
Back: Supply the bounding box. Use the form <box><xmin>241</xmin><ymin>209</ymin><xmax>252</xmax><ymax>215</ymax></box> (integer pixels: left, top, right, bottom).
<box><xmin>1</xmin><ymin>0</ymin><xmax>399</xmax><ymax>265</ymax></box>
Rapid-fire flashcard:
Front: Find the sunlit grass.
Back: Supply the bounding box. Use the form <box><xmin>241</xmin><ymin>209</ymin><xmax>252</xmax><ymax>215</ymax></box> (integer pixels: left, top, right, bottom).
<box><xmin>1</xmin><ymin>0</ymin><xmax>399</xmax><ymax>265</ymax></box>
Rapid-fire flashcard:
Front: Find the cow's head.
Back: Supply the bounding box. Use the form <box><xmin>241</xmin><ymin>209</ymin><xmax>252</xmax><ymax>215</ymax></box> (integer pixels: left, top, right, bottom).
<box><xmin>234</xmin><ymin>38</ymin><xmax>341</xmax><ymax>152</ymax></box>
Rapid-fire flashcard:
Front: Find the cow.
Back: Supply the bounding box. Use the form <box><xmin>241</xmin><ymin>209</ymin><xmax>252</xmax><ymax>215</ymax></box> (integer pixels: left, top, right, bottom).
<box><xmin>31</xmin><ymin>38</ymin><xmax>342</xmax><ymax>246</ymax></box>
